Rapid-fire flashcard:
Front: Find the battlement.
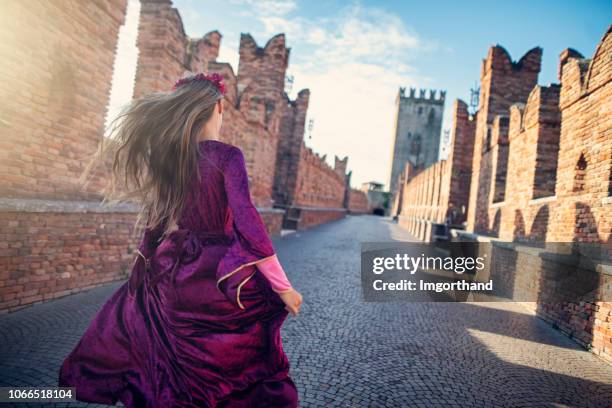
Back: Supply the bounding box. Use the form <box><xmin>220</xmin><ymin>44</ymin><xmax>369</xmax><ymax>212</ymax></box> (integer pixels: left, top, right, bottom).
<box><xmin>334</xmin><ymin>155</ymin><xmax>349</xmax><ymax>174</ymax></box>
<box><xmin>508</xmin><ymin>85</ymin><xmax>561</xmax><ymax>138</ymax></box>
<box><xmin>559</xmin><ymin>26</ymin><xmax>611</xmax><ymax>108</ymax></box>
<box><xmin>397</xmin><ymin>87</ymin><xmax>446</xmax><ymax>104</ymax></box>
<box><xmin>238</xmin><ymin>33</ymin><xmax>290</xmax><ymax>71</ymax></box>
<box><xmin>482</xmin><ymin>45</ymin><xmax>542</xmax><ymax>75</ymax></box>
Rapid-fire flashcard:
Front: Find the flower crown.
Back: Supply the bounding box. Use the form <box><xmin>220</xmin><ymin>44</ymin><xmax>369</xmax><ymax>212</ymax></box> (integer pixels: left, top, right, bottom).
<box><xmin>172</xmin><ymin>72</ymin><xmax>226</xmax><ymax>95</ymax></box>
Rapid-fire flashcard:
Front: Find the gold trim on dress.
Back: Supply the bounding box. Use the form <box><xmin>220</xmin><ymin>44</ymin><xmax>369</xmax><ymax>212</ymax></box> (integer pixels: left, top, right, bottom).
<box><xmin>135</xmin><ymin>248</ymin><xmax>151</xmax><ymax>269</ymax></box>
<box><xmin>236</xmin><ymin>272</ymin><xmax>255</xmax><ymax>310</ymax></box>
<box><xmin>215</xmin><ymin>253</ymin><xmax>277</xmax><ymax>290</ymax></box>
<box><xmin>135</xmin><ymin>248</ymin><xmax>146</xmax><ymax>260</ymax></box>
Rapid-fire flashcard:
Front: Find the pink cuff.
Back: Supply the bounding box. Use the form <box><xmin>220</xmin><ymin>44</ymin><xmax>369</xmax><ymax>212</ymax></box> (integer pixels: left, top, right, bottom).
<box><xmin>257</xmin><ymin>255</ymin><xmax>293</xmax><ymax>293</ymax></box>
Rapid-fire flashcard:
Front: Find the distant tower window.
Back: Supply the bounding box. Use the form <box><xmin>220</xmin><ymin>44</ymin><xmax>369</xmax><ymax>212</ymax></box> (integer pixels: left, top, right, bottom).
<box><xmin>410</xmin><ymin>134</ymin><xmax>422</xmax><ymax>167</ymax></box>
<box><xmin>418</xmin><ymin>107</ymin><xmax>423</xmax><ymax>115</ymax></box>
<box><xmin>573</xmin><ymin>153</ymin><xmax>588</xmax><ymax>192</ymax></box>
<box><xmin>427</xmin><ymin>109</ymin><xmax>435</xmax><ymax>124</ymax></box>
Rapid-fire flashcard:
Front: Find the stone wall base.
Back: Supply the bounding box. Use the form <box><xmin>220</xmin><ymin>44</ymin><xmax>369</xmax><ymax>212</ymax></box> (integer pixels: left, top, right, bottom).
<box><xmin>281</xmin><ymin>206</ymin><xmax>346</xmax><ymax>230</ymax></box>
<box><xmin>0</xmin><ymin>199</ymin><xmax>286</xmax><ymax>313</ymax></box>
<box><xmin>258</xmin><ymin>207</ymin><xmax>285</xmax><ymax>236</ymax></box>
<box><xmin>398</xmin><ymin>216</ymin><xmax>441</xmax><ymax>242</ymax></box>
<box><xmin>452</xmin><ymin>230</ymin><xmax>612</xmax><ymax>365</ymax></box>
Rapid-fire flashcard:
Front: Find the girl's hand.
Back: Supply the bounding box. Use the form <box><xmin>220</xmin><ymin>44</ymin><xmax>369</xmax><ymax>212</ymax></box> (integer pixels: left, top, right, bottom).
<box><xmin>278</xmin><ymin>288</ymin><xmax>302</xmax><ymax>316</ymax></box>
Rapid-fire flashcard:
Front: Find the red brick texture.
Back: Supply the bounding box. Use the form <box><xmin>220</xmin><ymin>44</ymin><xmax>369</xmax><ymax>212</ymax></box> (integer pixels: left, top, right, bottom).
<box><xmin>0</xmin><ymin>0</ymin><xmax>130</xmax><ymax>313</ymax></box>
<box><xmin>0</xmin><ymin>209</ymin><xmax>139</xmax><ymax>313</ymax></box>
<box><xmin>347</xmin><ymin>189</ymin><xmax>370</xmax><ymax>214</ymax></box>
<box><xmin>0</xmin><ymin>0</ymin><xmax>128</xmax><ymax>199</ymax></box>
<box><xmin>467</xmin><ymin>45</ymin><xmax>542</xmax><ymax>234</ymax></box>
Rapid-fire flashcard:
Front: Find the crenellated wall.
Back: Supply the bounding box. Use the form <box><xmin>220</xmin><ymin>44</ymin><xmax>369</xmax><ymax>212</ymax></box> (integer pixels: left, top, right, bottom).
<box><xmin>499</xmin><ymin>84</ymin><xmax>561</xmax><ymax>242</ymax></box>
<box><xmin>293</xmin><ymin>148</ymin><xmax>346</xmax><ymax>208</ymax></box>
<box><xmin>395</xmin><ymin>26</ymin><xmax>612</xmax><ymax>362</ymax></box>
<box><xmin>135</xmin><ymin>0</ymin><xmax>286</xmax><ymax>209</ymax></box>
<box><xmin>134</xmin><ymin>1</ymin><xmax>352</xmax><ymax>223</ymax></box>
<box><xmin>273</xmin><ymin>90</ymin><xmax>310</xmax><ymax>207</ymax></box>
<box><xmin>551</xmin><ymin>29</ymin><xmax>611</xmax><ymax>243</ymax></box>
<box><xmin>467</xmin><ymin>45</ymin><xmax>542</xmax><ymax>234</ymax></box>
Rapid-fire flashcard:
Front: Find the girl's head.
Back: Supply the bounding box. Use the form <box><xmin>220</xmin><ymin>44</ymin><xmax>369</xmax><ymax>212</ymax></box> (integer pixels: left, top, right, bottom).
<box><xmin>80</xmin><ymin>72</ymin><xmax>226</xmax><ymax>238</ymax></box>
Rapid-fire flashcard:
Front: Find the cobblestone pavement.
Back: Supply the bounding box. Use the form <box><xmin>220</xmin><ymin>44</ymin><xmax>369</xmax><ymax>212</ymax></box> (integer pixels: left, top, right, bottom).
<box><xmin>1</xmin><ymin>215</ymin><xmax>612</xmax><ymax>407</ymax></box>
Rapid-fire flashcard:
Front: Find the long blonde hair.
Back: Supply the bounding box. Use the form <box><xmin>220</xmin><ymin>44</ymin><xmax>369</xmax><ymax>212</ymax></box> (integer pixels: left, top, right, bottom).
<box><xmin>79</xmin><ymin>73</ymin><xmax>224</xmax><ymax>239</ymax></box>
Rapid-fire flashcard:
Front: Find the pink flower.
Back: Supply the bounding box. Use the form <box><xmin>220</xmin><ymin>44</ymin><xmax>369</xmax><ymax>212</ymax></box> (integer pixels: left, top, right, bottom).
<box><xmin>172</xmin><ymin>72</ymin><xmax>226</xmax><ymax>96</ymax></box>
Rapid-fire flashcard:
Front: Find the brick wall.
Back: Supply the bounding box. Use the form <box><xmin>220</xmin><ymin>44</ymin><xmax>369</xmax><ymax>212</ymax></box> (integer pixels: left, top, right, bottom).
<box><xmin>499</xmin><ymin>85</ymin><xmax>561</xmax><ymax>242</ymax></box>
<box><xmin>466</xmin><ymin>45</ymin><xmax>542</xmax><ymax>234</ymax></box>
<box><xmin>397</xmin><ymin>161</ymin><xmax>447</xmax><ymax>240</ymax></box>
<box><xmin>0</xmin><ymin>0</ymin><xmax>127</xmax><ymax>199</ymax></box>
<box><xmin>347</xmin><ymin>189</ymin><xmax>370</xmax><ymax>214</ymax></box>
<box><xmin>293</xmin><ymin>147</ymin><xmax>347</xmax><ymax>208</ymax></box>
<box><xmin>0</xmin><ymin>202</ymin><xmax>139</xmax><ymax>312</ymax></box>
<box><xmin>394</xmin><ymin>99</ymin><xmax>475</xmax><ymax>239</ymax></box>
<box><xmin>446</xmin><ymin>100</ymin><xmax>476</xmax><ymax>225</ymax></box>
<box><xmin>273</xmin><ymin>90</ymin><xmax>310</xmax><ymax>206</ymax></box>
<box><xmin>0</xmin><ymin>0</ymin><xmax>130</xmax><ymax>313</ymax></box>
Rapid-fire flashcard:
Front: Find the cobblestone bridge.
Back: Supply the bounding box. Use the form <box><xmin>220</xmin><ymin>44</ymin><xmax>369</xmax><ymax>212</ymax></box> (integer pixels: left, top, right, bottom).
<box><xmin>1</xmin><ymin>216</ymin><xmax>611</xmax><ymax>407</ymax></box>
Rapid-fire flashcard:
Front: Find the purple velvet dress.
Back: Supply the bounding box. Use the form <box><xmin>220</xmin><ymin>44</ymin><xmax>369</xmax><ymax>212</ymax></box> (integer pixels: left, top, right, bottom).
<box><xmin>58</xmin><ymin>140</ymin><xmax>298</xmax><ymax>407</ymax></box>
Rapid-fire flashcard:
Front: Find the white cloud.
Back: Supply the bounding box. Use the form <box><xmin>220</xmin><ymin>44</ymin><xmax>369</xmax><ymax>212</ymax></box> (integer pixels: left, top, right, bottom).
<box><xmin>218</xmin><ymin>41</ymin><xmax>240</xmax><ymax>72</ymax></box>
<box><xmin>240</xmin><ymin>2</ymin><xmax>436</xmax><ymax>187</ymax></box>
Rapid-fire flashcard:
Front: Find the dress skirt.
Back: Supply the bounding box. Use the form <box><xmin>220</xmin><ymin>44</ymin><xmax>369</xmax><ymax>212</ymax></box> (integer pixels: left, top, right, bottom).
<box><xmin>58</xmin><ymin>231</ymin><xmax>298</xmax><ymax>408</ymax></box>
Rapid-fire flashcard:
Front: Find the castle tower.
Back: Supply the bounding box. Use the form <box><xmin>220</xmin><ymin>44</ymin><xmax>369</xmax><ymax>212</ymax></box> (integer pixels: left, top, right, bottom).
<box><xmin>389</xmin><ymin>87</ymin><xmax>445</xmax><ymax>194</ymax></box>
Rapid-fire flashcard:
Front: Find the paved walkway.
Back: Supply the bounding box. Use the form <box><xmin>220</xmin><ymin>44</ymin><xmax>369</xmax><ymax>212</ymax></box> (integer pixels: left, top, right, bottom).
<box><xmin>1</xmin><ymin>215</ymin><xmax>611</xmax><ymax>407</ymax></box>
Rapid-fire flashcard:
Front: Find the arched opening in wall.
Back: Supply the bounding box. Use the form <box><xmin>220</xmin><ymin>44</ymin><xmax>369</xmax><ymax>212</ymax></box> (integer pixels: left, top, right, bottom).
<box><xmin>483</xmin><ymin>127</ymin><xmax>492</xmax><ymax>153</ymax></box>
<box><xmin>529</xmin><ymin>205</ymin><xmax>549</xmax><ymax>244</ymax></box>
<box><xmin>264</xmin><ymin>100</ymin><xmax>275</xmax><ymax>126</ymax></box>
<box><xmin>104</xmin><ymin>0</ymin><xmax>142</xmax><ymax>137</ymax></box>
<box><xmin>513</xmin><ymin>209</ymin><xmax>526</xmax><ymax>242</ymax></box>
<box><xmin>427</xmin><ymin>108</ymin><xmax>435</xmax><ymax>125</ymax></box>
<box><xmin>532</xmin><ymin>125</ymin><xmax>561</xmax><ymax>200</ymax></box>
<box><xmin>410</xmin><ymin>134</ymin><xmax>422</xmax><ymax>169</ymax></box>
<box><xmin>490</xmin><ymin>209</ymin><xmax>501</xmax><ymax>236</ymax></box>
<box><xmin>493</xmin><ymin>117</ymin><xmax>509</xmax><ymax>203</ymax></box>
<box><xmin>573</xmin><ymin>153</ymin><xmax>588</xmax><ymax>193</ymax></box>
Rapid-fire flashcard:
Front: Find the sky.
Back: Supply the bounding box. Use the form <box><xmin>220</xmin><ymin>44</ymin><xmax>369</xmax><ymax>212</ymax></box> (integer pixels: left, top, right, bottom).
<box><xmin>106</xmin><ymin>0</ymin><xmax>611</xmax><ymax>189</ymax></box>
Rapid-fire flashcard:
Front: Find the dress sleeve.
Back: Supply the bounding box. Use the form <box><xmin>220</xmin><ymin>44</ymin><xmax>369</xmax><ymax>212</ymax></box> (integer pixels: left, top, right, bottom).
<box><xmin>215</xmin><ymin>146</ymin><xmax>281</xmax><ymax>309</ymax></box>
<box><xmin>257</xmin><ymin>254</ymin><xmax>293</xmax><ymax>293</ymax></box>
<box><xmin>224</xmin><ymin>146</ymin><xmax>276</xmax><ymax>258</ymax></box>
